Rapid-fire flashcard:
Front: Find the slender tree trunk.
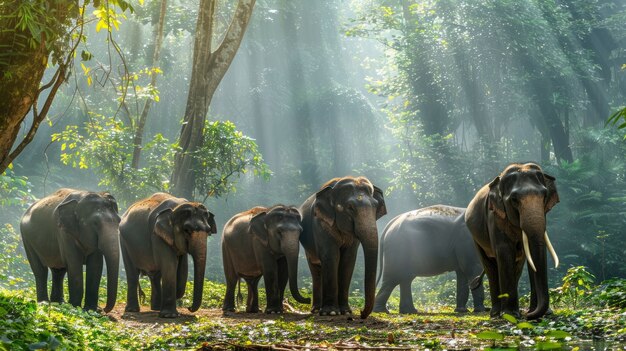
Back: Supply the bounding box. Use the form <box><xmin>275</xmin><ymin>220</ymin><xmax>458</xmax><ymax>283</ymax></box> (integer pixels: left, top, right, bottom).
<box><xmin>131</xmin><ymin>0</ymin><xmax>168</xmax><ymax>169</ymax></box>
<box><xmin>170</xmin><ymin>0</ymin><xmax>255</xmax><ymax>199</ymax></box>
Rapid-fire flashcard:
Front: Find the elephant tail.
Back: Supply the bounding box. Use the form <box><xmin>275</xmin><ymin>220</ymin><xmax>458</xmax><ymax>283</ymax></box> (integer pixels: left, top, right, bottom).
<box><xmin>236</xmin><ymin>278</ymin><xmax>243</xmax><ymax>306</ymax></box>
<box><xmin>138</xmin><ymin>283</ymin><xmax>146</xmax><ymax>305</ymax></box>
<box><xmin>375</xmin><ymin>228</ymin><xmax>387</xmax><ymax>288</ymax></box>
<box><xmin>470</xmin><ymin>271</ymin><xmax>485</xmax><ymax>290</ymax></box>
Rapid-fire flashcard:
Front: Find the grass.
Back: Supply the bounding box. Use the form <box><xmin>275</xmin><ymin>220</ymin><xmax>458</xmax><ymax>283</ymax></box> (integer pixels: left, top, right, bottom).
<box><xmin>1</xmin><ymin>281</ymin><xmax>625</xmax><ymax>351</ymax></box>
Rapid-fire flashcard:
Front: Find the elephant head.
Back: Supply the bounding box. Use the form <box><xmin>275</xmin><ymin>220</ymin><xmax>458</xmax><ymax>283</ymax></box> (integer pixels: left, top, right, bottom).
<box><xmin>55</xmin><ymin>191</ymin><xmax>121</xmax><ymax>313</ymax></box>
<box><xmin>152</xmin><ymin>201</ymin><xmax>216</xmax><ymax>312</ymax></box>
<box><xmin>488</xmin><ymin>162</ymin><xmax>559</xmax><ymax>319</ymax></box>
<box><xmin>314</xmin><ymin>176</ymin><xmax>387</xmax><ymax>319</ymax></box>
<box><xmin>249</xmin><ymin>205</ymin><xmax>311</xmax><ymax>304</ymax></box>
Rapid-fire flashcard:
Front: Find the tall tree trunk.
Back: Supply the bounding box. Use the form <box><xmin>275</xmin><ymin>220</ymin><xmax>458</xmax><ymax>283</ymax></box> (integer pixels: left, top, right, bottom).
<box><xmin>170</xmin><ymin>0</ymin><xmax>255</xmax><ymax>199</ymax></box>
<box><xmin>131</xmin><ymin>0</ymin><xmax>168</xmax><ymax>169</ymax></box>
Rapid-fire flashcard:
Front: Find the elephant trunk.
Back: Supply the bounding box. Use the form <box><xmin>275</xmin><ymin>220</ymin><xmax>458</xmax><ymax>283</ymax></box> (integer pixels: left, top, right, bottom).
<box><xmin>520</xmin><ymin>197</ymin><xmax>550</xmax><ymax>320</ymax></box>
<box><xmin>356</xmin><ymin>221</ymin><xmax>378</xmax><ymax>319</ymax></box>
<box><xmin>101</xmin><ymin>227</ymin><xmax>120</xmax><ymax>313</ymax></box>
<box><xmin>282</xmin><ymin>232</ymin><xmax>310</xmax><ymax>304</ymax></box>
<box><xmin>188</xmin><ymin>234</ymin><xmax>207</xmax><ymax>312</ymax></box>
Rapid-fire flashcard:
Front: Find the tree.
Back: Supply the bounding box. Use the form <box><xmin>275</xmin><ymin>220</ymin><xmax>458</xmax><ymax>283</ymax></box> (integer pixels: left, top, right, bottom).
<box><xmin>0</xmin><ymin>1</ymin><xmax>79</xmax><ymax>173</ymax></box>
<box><xmin>0</xmin><ymin>0</ymin><xmax>136</xmax><ymax>173</ymax></box>
<box><xmin>170</xmin><ymin>0</ymin><xmax>256</xmax><ymax>199</ymax></box>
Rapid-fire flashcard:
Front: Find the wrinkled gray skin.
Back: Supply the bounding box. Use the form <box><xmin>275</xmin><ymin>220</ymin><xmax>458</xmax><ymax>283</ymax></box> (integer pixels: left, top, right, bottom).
<box><xmin>222</xmin><ymin>205</ymin><xmax>311</xmax><ymax>314</ymax></box>
<box><xmin>300</xmin><ymin>176</ymin><xmax>387</xmax><ymax>319</ymax></box>
<box><xmin>465</xmin><ymin>163</ymin><xmax>559</xmax><ymax>320</ymax></box>
<box><xmin>373</xmin><ymin>205</ymin><xmax>485</xmax><ymax>314</ymax></box>
<box><xmin>120</xmin><ymin>193</ymin><xmax>216</xmax><ymax>318</ymax></box>
<box><xmin>20</xmin><ymin>188</ymin><xmax>120</xmax><ymax>313</ymax></box>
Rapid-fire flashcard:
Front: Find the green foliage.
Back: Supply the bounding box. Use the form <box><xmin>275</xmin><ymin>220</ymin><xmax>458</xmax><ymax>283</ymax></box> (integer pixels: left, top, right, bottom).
<box><xmin>0</xmin><ymin>169</ymin><xmax>34</xmax><ymax>208</ymax></box>
<box><xmin>51</xmin><ymin>113</ymin><xmax>175</xmax><ymax>206</ymax></box>
<box><xmin>552</xmin><ymin>266</ymin><xmax>596</xmax><ymax>309</ymax></box>
<box><xmin>194</xmin><ymin>120</ymin><xmax>271</xmax><ymax>200</ymax></box>
<box><xmin>595</xmin><ymin>278</ymin><xmax>626</xmax><ymax>309</ymax></box>
<box><xmin>0</xmin><ymin>224</ymin><xmax>30</xmax><ymax>289</ymax></box>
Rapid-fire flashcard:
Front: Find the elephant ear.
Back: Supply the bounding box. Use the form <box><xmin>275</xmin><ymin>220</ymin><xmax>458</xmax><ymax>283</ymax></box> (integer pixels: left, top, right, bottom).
<box><xmin>205</xmin><ymin>208</ymin><xmax>217</xmax><ymax>234</ymax></box>
<box><xmin>487</xmin><ymin>177</ymin><xmax>506</xmax><ymax>219</ymax></box>
<box><xmin>55</xmin><ymin>192</ymin><xmax>82</xmax><ymax>242</ymax></box>
<box><xmin>543</xmin><ymin>173</ymin><xmax>559</xmax><ymax>213</ymax></box>
<box><xmin>100</xmin><ymin>192</ymin><xmax>119</xmax><ymax>214</ymax></box>
<box><xmin>249</xmin><ymin>211</ymin><xmax>268</xmax><ymax>247</ymax></box>
<box><xmin>373</xmin><ymin>185</ymin><xmax>387</xmax><ymax>220</ymax></box>
<box><xmin>313</xmin><ymin>186</ymin><xmax>335</xmax><ymax>227</ymax></box>
<box><xmin>154</xmin><ymin>209</ymin><xmax>174</xmax><ymax>246</ymax></box>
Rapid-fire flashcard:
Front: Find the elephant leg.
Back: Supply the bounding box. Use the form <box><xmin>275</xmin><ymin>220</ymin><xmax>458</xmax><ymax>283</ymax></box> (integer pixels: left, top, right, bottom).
<box><xmin>399</xmin><ymin>279</ymin><xmax>417</xmax><ymax>314</ymax></box>
<box><xmin>50</xmin><ymin>268</ymin><xmax>66</xmax><ymax>303</ymax></box>
<box><xmin>122</xmin><ymin>244</ymin><xmax>140</xmax><ymax>312</ymax></box>
<box><xmin>176</xmin><ymin>255</ymin><xmax>188</xmax><ymax>300</ymax></box>
<box><xmin>319</xmin><ymin>247</ymin><xmax>340</xmax><ymax>316</ymax></box>
<box><xmin>476</xmin><ymin>246</ymin><xmax>501</xmax><ymax>317</ymax></box>
<box><xmin>24</xmin><ymin>245</ymin><xmax>49</xmax><ymax>302</ymax></box>
<box><xmin>150</xmin><ymin>272</ymin><xmax>163</xmax><ymax>311</ymax></box>
<box><xmin>277</xmin><ymin>257</ymin><xmax>288</xmax><ymax>304</ymax></box>
<box><xmin>221</xmin><ymin>249</ymin><xmax>238</xmax><ymax>313</ymax></box>
<box><xmin>373</xmin><ymin>277</ymin><xmax>397</xmax><ymax>313</ymax></box>
<box><xmin>337</xmin><ymin>244</ymin><xmax>359</xmax><ymax>315</ymax></box>
<box><xmin>65</xmin><ymin>251</ymin><xmax>84</xmax><ymax>308</ymax></box>
<box><xmin>245</xmin><ymin>277</ymin><xmax>260</xmax><ymax>313</ymax></box>
<box><xmin>262</xmin><ymin>262</ymin><xmax>282</xmax><ymax>314</ymax></box>
<box><xmin>471</xmin><ymin>280</ymin><xmax>486</xmax><ymax>312</ymax></box>
<box><xmin>159</xmin><ymin>258</ymin><xmax>179</xmax><ymax>318</ymax></box>
<box><xmin>496</xmin><ymin>246</ymin><xmax>521</xmax><ymax>318</ymax></box>
<box><xmin>84</xmin><ymin>253</ymin><xmax>103</xmax><ymax>311</ymax></box>
<box><xmin>307</xmin><ymin>258</ymin><xmax>322</xmax><ymax>313</ymax></box>
<box><xmin>454</xmin><ymin>270</ymin><xmax>469</xmax><ymax>313</ymax></box>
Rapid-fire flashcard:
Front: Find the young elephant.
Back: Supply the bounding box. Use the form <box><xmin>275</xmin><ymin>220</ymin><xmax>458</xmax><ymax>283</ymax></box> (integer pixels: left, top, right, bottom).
<box><xmin>300</xmin><ymin>176</ymin><xmax>387</xmax><ymax>319</ymax></box>
<box><xmin>373</xmin><ymin>205</ymin><xmax>485</xmax><ymax>314</ymax></box>
<box><xmin>222</xmin><ymin>205</ymin><xmax>310</xmax><ymax>313</ymax></box>
<box><xmin>120</xmin><ymin>193</ymin><xmax>216</xmax><ymax>318</ymax></box>
<box><xmin>20</xmin><ymin>189</ymin><xmax>120</xmax><ymax>313</ymax></box>
<box><xmin>466</xmin><ymin>163</ymin><xmax>559</xmax><ymax>320</ymax></box>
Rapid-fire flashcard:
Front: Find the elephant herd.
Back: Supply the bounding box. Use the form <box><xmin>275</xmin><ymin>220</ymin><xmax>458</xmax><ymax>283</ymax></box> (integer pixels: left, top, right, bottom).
<box><xmin>19</xmin><ymin>162</ymin><xmax>559</xmax><ymax>320</ymax></box>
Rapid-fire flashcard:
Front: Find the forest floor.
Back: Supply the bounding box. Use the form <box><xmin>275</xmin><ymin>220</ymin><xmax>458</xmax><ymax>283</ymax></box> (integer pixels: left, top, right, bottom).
<box><xmin>104</xmin><ymin>303</ymin><xmax>626</xmax><ymax>350</ymax></box>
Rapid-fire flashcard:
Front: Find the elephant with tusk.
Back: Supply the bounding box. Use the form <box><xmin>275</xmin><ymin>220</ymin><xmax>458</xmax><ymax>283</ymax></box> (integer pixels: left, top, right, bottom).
<box><xmin>465</xmin><ymin>162</ymin><xmax>559</xmax><ymax>320</ymax></box>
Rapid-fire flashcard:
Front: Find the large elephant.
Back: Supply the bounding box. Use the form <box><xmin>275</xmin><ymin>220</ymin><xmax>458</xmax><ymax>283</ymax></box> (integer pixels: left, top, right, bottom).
<box><xmin>300</xmin><ymin>176</ymin><xmax>386</xmax><ymax>319</ymax></box>
<box><xmin>221</xmin><ymin>205</ymin><xmax>310</xmax><ymax>314</ymax></box>
<box><xmin>373</xmin><ymin>205</ymin><xmax>485</xmax><ymax>314</ymax></box>
<box><xmin>20</xmin><ymin>188</ymin><xmax>120</xmax><ymax>313</ymax></box>
<box><xmin>120</xmin><ymin>193</ymin><xmax>216</xmax><ymax>318</ymax></box>
<box><xmin>465</xmin><ymin>163</ymin><xmax>559</xmax><ymax>320</ymax></box>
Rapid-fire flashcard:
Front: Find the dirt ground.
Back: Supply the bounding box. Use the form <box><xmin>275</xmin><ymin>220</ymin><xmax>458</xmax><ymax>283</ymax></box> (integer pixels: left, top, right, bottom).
<box><xmin>107</xmin><ymin>303</ymin><xmax>393</xmax><ymax>332</ymax></box>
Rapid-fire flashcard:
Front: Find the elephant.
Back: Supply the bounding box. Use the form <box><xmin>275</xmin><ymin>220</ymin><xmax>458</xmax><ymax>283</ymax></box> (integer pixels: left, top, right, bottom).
<box><xmin>221</xmin><ymin>205</ymin><xmax>311</xmax><ymax>314</ymax></box>
<box><xmin>299</xmin><ymin>176</ymin><xmax>386</xmax><ymax>319</ymax></box>
<box><xmin>373</xmin><ymin>205</ymin><xmax>486</xmax><ymax>314</ymax></box>
<box><xmin>20</xmin><ymin>188</ymin><xmax>120</xmax><ymax>313</ymax></box>
<box><xmin>120</xmin><ymin>192</ymin><xmax>216</xmax><ymax>318</ymax></box>
<box><xmin>465</xmin><ymin>162</ymin><xmax>559</xmax><ymax>320</ymax></box>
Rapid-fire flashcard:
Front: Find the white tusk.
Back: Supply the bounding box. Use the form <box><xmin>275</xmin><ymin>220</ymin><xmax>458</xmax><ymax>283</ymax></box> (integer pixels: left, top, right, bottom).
<box><xmin>545</xmin><ymin>231</ymin><xmax>559</xmax><ymax>269</ymax></box>
<box><xmin>522</xmin><ymin>230</ymin><xmax>537</xmax><ymax>272</ymax></box>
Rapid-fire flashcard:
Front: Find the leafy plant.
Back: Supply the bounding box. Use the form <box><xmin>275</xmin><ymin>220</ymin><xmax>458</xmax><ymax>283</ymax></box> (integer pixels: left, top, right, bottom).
<box><xmin>595</xmin><ymin>278</ymin><xmax>626</xmax><ymax>309</ymax></box>
<box><xmin>194</xmin><ymin>120</ymin><xmax>271</xmax><ymax>201</ymax></box>
<box><xmin>0</xmin><ymin>224</ymin><xmax>30</xmax><ymax>290</ymax></box>
<box><xmin>52</xmin><ymin>112</ymin><xmax>175</xmax><ymax>206</ymax></box>
<box><xmin>552</xmin><ymin>266</ymin><xmax>596</xmax><ymax>309</ymax></box>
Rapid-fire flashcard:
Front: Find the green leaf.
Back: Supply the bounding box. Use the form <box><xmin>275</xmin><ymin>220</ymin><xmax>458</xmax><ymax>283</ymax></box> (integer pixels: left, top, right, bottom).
<box><xmin>517</xmin><ymin>322</ymin><xmax>534</xmax><ymax>329</ymax></box>
<box><xmin>545</xmin><ymin>330</ymin><xmax>570</xmax><ymax>339</ymax></box>
<box><xmin>476</xmin><ymin>331</ymin><xmax>504</xmax><ymax>340</ymax></box>
<box><xmin>502</xmin><ymin>313</ymin><xmax>518</xmax><ymax>324</ymax></box>
<box><xmin>536</xmin><ymin>341</ymin><xmax>563</xmax><ymax>350</ymax></box>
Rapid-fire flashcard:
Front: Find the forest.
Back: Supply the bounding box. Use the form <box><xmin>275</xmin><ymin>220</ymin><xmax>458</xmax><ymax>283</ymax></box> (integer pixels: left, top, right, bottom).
<box><xmin>1</xmin><ymin>0</ymin><xmax>626</xmax><ymax>350</ymax></box>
